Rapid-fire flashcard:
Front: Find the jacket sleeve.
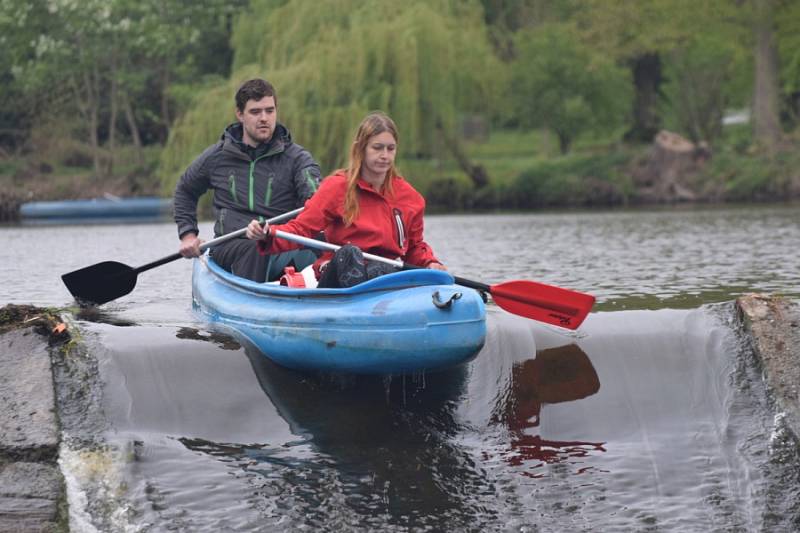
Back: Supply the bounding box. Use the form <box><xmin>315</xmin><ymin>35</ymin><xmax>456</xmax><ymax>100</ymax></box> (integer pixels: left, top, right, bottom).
<box><xmin>258</xmin><ymin>177</ymin><xmax>338</xmax><ymax>255</ymax></box>
<box><xmin>173</xmin><ymin>143</ymin><xmax>219</xmax><ymax>239</ymax></box>
<box><xmin>291</xmin><ymin>149</ymin><xmax>322</xmax><ymax>207</ymax></box>
<box><xmin>402</xmin><ymin>198</ymin><xmax>440</xmax><ymax>267</ymax></box>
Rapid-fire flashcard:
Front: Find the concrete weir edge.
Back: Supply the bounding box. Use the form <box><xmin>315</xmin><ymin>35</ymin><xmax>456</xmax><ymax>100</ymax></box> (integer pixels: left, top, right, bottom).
<box><xmin>736</xmin><ymin>294</ymin><xmax>800</xmax><ymax>441</ymax></box>
<box><xmin>1</xmin><ymin>305</ymin><xmax>70</xmax><ymax>533</ymax></box>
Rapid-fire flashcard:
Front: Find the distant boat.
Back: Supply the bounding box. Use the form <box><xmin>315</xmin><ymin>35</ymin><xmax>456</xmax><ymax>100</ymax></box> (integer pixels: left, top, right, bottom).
<box><xmin>19</xmin><ymin>195</ymin><xmax>172</xmax><ymax>225</ymax></box>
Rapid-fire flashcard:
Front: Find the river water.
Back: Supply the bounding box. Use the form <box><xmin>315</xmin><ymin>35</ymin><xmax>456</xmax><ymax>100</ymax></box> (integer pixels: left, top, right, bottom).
<box><xmin>2</xmin><ymin>203</ymin><xmax>800</xmax><ymax>532</ymax></box>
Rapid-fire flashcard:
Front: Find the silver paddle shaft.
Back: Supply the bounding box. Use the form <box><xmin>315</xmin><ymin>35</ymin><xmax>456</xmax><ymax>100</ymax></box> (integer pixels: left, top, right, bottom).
<box><xmin>272</xmin><ymin>229</ymin><xmax>405</xmax><ymax>269</ymax></box>
<box><xmin>198</xmin><ymin>207</ymin><xmax>304</xmax><ymax>252</ymax></box>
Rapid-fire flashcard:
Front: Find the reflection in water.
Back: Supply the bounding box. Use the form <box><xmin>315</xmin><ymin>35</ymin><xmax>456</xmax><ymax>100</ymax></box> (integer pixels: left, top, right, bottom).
<box><xmin>234</xmin><ymin>344</ymin><xmax>498</xmax><ymax>531</ymax></box>
<box><xmin>496</xmin><ymin>343</ymin><xmax>600</xmax><ymax>429</ymax></box>
<box><xmin>73</xmin><ymin>305</ymin><xmax>138</xmax><ymax>327</ymax></box>
<box><xmin>491</xmin><ymin>343</ymin><xmax>606</xmax><ymax>476</ymax></box>
<box><xmin>175</xmin><ymin>326</ymin><xmax>241</xmax><ymax>350</ymax></box>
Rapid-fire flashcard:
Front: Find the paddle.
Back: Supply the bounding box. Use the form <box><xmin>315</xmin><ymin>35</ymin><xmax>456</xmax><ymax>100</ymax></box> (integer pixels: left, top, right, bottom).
<box><xmin>61</xmin><ymin>207</ymin><xmax>304</xmax><ymax>305</ymax></box>
<box><xmin>269</xmin><ymin>228</ymin><xmax>595</xmax><ymax>330</ymax></box>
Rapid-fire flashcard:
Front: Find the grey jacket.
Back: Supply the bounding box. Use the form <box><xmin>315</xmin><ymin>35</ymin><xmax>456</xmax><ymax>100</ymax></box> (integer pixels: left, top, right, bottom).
<box><xmin>173</xmin><ymin>122</ymin><xmax>321</xmax><ymax>239</ymax></box>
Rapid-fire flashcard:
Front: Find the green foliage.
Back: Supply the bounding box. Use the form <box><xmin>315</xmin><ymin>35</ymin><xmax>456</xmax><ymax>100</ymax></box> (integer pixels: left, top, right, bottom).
<box><xmin>660</xmin><ymin>32</ymin><xmax>749</xmax><ymax>143</ymax></box>
<box><xmin>778</xmin><ymin>0</ymin><xmax>800</xmax><ymax>125</ymax></box>
<box><xmin>508</xmin><ymin>24</ymin><xmax>632</xmax><ymax>153</ymax></box>
<box><xmin>159</xmin><ymin>81</ymin><xmax>238</xmax><ymax>195</ymax></box>
<box><xmin>4</xmin><ymin>0</ymin><xmax>800</xmax><ymax>206</ymax></box>
<box><xmin>702</xmin><ymin>145</ymin><xmax>800</xmax><ymax>201</ymax></box>
<box><xmin>425</xmin><ymin>177</ymin><xmax>476</xmax><ymax>211</ymax></box>
<box><xmin>161</xmin><ymin>0</ymin><xmax>503</xmax><ymax>189</ymax></box>
<box><xmin>719</xmin><ymin>123</ymin><xmax>754</xmax><ymax>153</ymax></box>
<box><xmin>504</xmin><ymin>151</ymin><xmax>634</xmax><ymax>207</ymax></box>
<box><xmin>0</xmin><ymin>0</ymin><xmax>243</xmax><ymax>152</ymax></box>
<box><xmin>779</xmin><ymin>2</ymin><xmax>800</xmax><ymax>91</ymax></box>
<box><xmin>577</xmin><ymin>0</ymin><xmax>734</xmax><ymax>60</ymax></box>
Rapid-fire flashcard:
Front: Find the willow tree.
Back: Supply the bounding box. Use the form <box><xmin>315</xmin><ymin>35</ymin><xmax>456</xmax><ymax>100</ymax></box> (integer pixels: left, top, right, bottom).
<box><xmin>160</xmin><ymin>0</ymin><xmax>501</xmax><ymax>190</ymax></box>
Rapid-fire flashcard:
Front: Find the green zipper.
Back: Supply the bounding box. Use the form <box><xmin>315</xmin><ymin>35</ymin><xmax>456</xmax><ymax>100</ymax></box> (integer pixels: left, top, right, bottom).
<box><xmin>303</xmin><ymin>167</ymin><xmax>318</xmax><ymax>192</ymax></box>
<box><xmin>264</xmin><ymin>176</ymin><xmax>273</xmax><ymax>206</ymax></box>
<box><xmin>247</xmin><ymin>152</ymin><xmax>274</xmax><ymax>211</ymax></box>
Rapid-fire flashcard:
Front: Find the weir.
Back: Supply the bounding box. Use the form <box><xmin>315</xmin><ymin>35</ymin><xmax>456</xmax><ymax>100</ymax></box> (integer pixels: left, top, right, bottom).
<box><xmin>1</xmin><ymin>297</ymin><xmax>799</xmax><ymax>530</ymax></box>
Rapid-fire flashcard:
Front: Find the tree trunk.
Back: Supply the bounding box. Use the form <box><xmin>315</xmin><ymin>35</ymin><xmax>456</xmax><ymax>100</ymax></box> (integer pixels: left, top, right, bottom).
<box><xmin>107</xmin><ymin>64</ymin><xmax>118</xmax><ymax>176</ymax></box>
<box><xmin>434</xmin><ymin>118</ymin><xmax>489</xmax><ymax>189</ymax></box>
<box><xmin>632</xmin><ymin>130</ymin><xmax>710</xmax><ymax>203</ymax></box>
<box><xmin>75</xmin><ymin>68</ymin><xmax>103</xmax><ymax>181</ymax></box>
<box><xmin>122</xmin><ymin>90</ymin><xmax>144</xmax><ymax>165</ymax></box>
<box><xmin>556</xmin><ymin>129</ymin><xmax>571</xmax><ymax>154</ymax></box>
<box><xmin>159</xmin><ymin>64</ymin><xmax>171</xmax><ymax>143</ymax></box>
<box><xmin>624</xmin><ymin>53</ymin><xmax>663</xmax><ymax>143</ymax></box>
<box><xmin>752</xmin><ymin>0</ymin><xmax>782</xmax><ymax>151</ymax></box>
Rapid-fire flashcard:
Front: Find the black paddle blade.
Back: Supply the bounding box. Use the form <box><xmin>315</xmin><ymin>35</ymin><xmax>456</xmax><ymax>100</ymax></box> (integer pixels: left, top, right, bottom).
<box><xmin>61</xmin><ymin>261</ymin><xmax>137</xmax><ymax>306</ymax></box>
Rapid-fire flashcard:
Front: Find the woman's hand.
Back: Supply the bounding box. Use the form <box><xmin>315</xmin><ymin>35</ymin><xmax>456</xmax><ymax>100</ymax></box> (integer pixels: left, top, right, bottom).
<box><xmin>246</xmin><ymin>219</ymin><xmax>269</xmax><ymax>240</ymax></box>
<box><xmin>428</xmin><ymin>261</ymin><xmax>447</xmax><ymax>271</ymax></box>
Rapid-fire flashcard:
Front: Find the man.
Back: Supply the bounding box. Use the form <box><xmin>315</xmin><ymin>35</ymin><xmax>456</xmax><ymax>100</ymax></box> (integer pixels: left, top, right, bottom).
<box><xmin>174</xmin><ymin>78</ymin><xmax>320</xmax><ymax>282</ymax></box>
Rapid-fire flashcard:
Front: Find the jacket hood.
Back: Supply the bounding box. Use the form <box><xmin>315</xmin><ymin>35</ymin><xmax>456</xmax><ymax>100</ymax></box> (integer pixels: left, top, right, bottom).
<box><xmin>222</xmin><ymin>122</ymin><xmax>292</xmax><ymax>152</ymax></box>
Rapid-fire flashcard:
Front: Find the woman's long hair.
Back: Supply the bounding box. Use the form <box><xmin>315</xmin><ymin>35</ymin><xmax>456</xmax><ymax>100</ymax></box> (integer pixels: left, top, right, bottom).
<box><xmin>343</xmin><ymin>112</ymin><xmax>399</xmax><ymax>226</ymax></box>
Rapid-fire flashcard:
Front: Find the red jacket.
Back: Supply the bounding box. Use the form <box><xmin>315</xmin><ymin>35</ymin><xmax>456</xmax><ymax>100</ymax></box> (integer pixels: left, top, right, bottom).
<box><xmin>259</xmin><ymin>171</ymin><xmax>439</xmax><ymax>276</ymax></box>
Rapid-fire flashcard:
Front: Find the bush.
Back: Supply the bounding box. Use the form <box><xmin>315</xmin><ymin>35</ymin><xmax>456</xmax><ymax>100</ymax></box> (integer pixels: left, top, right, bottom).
<box><xmin>506</xmin><ymin>153</ymin><xmax>633</xmax><ymax>208</ymax></box>
<box><xmin>425</xmin><ymin>177</ymin><xmax>474</xmax><ymax>211</ymax></box>
<box><xmin>705</xmin><ymin>150</ymin><xmax>792</xmax><ymax>201</ymax></box>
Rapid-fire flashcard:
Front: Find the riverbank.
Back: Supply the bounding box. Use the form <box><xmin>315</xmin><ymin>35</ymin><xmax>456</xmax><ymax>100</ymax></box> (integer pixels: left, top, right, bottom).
<box><xmin>1</xmin><ymin>296</ymin><xmax>799</xmax><ymax>529</ymax></box>
<box><xmin>2</xmin><ymin>130</ymin><xmax>799</xmax><ymax>221</ymax></box>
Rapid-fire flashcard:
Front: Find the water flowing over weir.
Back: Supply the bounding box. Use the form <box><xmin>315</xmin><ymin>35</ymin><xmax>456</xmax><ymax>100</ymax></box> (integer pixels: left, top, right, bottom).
<box><xmin>55</xmin><ymin>304</ymin><xmax>800</xmax><ymax>532</ymax></box>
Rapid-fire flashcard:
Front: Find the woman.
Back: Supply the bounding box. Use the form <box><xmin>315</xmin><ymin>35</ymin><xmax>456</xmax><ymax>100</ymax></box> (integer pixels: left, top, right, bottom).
<box><xmin>245</xmin><ymin>111</ymin><xmax>445</xmax><ymax>287</ymax></box>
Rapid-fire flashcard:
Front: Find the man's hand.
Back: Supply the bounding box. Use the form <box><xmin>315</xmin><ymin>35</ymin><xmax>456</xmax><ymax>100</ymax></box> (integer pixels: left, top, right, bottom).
<box><xmin>428</xmin><ymin>261</ymin><xmax>447</xmax><ymax>271</ymax></box>
<box><xmin>179</xmin><ymin>233</ymin><xmax>204</xmax><ymax>258</ymax></box>
<box><xmin>246</xmin><ymin>219</ymin><xmax>268</xmax><ymax>240</ymax></box>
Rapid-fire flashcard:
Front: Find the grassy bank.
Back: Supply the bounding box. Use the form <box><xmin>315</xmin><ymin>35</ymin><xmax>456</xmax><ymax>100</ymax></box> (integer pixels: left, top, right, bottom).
<box><xmin>403</xmin><ymin>126</ymin><xmax>800</xmax><ymax>211</ymax></box>
<box><xmin>0</xmin><ymin>143</ymin><xmax>163</xmax><ymax>202</ymax></box>
<box><xmin>2</xmin><ymin>127</ymin><xmax>799</xmax><ymax>217</ymax></box>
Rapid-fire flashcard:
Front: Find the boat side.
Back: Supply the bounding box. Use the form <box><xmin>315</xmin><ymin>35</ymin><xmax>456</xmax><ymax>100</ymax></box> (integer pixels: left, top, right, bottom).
<box><xmin>192</xmin><ymin>255</ymin><xmax>487</xmax><ymax>374</ymax></box>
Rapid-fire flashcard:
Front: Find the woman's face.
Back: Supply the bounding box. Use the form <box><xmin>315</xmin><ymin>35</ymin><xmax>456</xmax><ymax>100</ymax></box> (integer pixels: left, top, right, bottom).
<box><xmin>361</xmin><ymin>131</ymin><xmax>397</xmax><ymax>185</ymax></box>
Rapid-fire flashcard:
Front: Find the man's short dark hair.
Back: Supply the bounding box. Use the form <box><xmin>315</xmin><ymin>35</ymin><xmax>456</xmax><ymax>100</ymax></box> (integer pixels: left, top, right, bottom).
<box><xmin>235</xmin><ymin>79</ymin><xmax>277</xmax><ymax>112</ymax></box>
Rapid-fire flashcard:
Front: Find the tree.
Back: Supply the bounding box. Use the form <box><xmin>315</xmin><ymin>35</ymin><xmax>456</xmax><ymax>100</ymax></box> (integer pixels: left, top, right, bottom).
<box><xmin>660</xmin><ymin>33</ymin><xmax>747</xmax><ymax>144</ymax></box>
<box><xmin>162</xmin><ymin>0</ymin><xmax>502</xmax><ymax>188</ymax></box>
<box><xmin>479</xmin><ymin>0</ymin><xmax>580</xmax><ymax>60</ymax></box>
<box><xmin>509</xmin><ymin>24</ymin><xmax>631</xmax><ymax>153</ymax></box>
<box><xmin>777</xmin><ymin>0</ymin><xmax>800</xmax><ymax>128</ymax></box>
<box><xmin>577</xmin><ymin>0</ymin><xmax>740</xmax><ymax>143</ymax></box>
<box><xmin>1</xmin><ymin>0</ymin><xmax>242</xmax><ymax>176</ymax></box>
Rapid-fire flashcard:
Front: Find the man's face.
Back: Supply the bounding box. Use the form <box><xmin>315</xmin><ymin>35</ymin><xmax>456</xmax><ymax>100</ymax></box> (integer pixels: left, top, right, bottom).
<box><xmin>236</xmin><ymin>95</ymin><xmax>277</xmax><ymax>147</ymax></box>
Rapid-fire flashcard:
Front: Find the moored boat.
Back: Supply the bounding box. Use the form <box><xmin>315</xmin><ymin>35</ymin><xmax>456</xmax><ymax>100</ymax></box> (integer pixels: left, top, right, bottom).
<box><xmin>20</xmin><ymin>196</ymin><xmax>172</xmax><ymax>224</ymax></box>
<box><xmin>192</xmin><ymin>254</ymin><xmax>487</xmax><ymax>374</ymax></box>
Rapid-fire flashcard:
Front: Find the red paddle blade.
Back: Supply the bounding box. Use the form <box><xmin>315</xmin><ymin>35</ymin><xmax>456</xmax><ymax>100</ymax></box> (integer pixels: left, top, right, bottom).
<box><xmin>489</xmin><ymin>280</ymin><xmax>595</xmax><ymax>330</ymax></box>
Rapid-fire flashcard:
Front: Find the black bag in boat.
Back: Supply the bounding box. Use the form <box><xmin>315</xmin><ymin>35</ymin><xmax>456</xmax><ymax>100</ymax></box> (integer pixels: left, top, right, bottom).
<box><xmin>318</xmin><ymin>244</ymin><xmax>397</xmax><ymax>288</ymax></box>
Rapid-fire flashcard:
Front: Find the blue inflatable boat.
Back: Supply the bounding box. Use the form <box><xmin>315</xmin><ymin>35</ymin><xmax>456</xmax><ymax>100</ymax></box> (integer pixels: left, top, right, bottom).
<box><xmin>20</xmin><ymin>196</ymin><xmax>172</xmax><ymax>224</ymax></box>
<box><xmin>192</xmin><ymin>255</ymin><xmax>487</xmax><ymax>374</ymax></box>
